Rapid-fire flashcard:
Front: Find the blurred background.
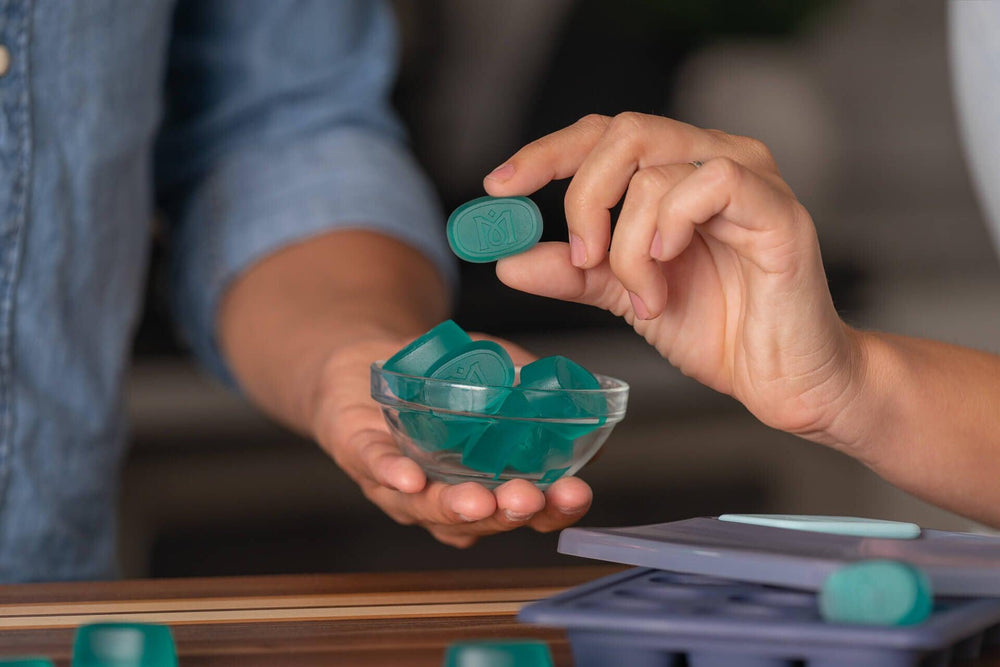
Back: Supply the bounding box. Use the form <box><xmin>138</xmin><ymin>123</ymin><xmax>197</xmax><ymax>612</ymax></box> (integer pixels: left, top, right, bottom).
<box><xmin>123</xmin><ymin>0</ymin><xmax>1000</xmax><ymax>578</ymax></box>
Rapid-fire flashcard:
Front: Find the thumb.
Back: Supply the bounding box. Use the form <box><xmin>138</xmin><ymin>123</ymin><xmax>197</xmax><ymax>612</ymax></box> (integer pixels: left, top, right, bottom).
<box><xmin>495</xmin><ymin>242</ymin><xmax>630</xmax><ymax>317</ymax></box>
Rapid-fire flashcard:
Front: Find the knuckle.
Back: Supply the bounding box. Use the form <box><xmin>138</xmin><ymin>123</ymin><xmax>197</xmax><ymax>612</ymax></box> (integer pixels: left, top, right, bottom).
<box><xmin>738</xmin><ymin>135</ymin><xmax>777</xmax><ymax>171</ymax></box>
<box><xmin>610</xmin><ymin>111</ymin><xmax>647</xmax><ymax>133</ymax></box>
<box><xmin>704</xmin><ymin>156</ymin><xmax>742</xmax><ymax>188</ymax></box>
<box><xmin>658</xmin><ymin>193</ymin><xmax>682</xmax><ymax>222</ymax></box>
<box><xmin>607</xmin><ymin>112</ymin><xmax>647</xmax><ymax>149</ymax></box>
<box><xmin>575</xmin><ymin>113</ymin><xmax>610</xmax><ymax>133</ymax></box>
<box><xmin>629</xmin><ymin>167</ymin><xmax>669</xmax><ymax>196</ymax></box>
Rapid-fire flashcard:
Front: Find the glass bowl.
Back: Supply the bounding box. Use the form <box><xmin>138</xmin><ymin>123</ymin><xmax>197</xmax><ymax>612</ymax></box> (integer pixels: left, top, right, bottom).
<box><xmin>370</xmin><ymin>361</ymin><xmax>629</xmax><ymax>488</ymax></box>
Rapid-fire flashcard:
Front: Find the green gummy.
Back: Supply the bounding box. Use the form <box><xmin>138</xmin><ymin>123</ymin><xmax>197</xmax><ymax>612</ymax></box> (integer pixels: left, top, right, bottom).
<box><xmin>447</xmin><ymin>196</ymin><xmax>543</xmax><ymax>263</ymax></box>
<box><xmin>443</xmin><ymin>640</ymin><xmax>554</xmax><ymax>667</ymax></box>
<box><xmin>428</xmin><ymin>341</ymin><xmax>515</xmax><ymax>386</ymax></box>
<box><xmin>398</xmin><ymin>410</ymin><xmax>490</xmax><ymax>453</ymax></box>
<box><xmin>423</xmin><ymin>341</ymin><xmax>515</xmax><ymax>414</ymax></box>
<box><xmin>462</xmin><ymin>421</ymin><xmax>521</xmax><ymax>477</ymax></box>
<box><xmin>519</xmin><ymin>356</ymin><xmax>606</xmax><ymax>439</ymax></box>
<box><xmin>384</xmin><ymin>320</ymin><xmax>471</xmax><ymax>378</ymax></box>
<box><xmin>461</xmin><ymin>393</ymin><xmax>574</xmax><ymax>477</ymax></box>
<box><xmin>73</xmin><ymin>622</ymin><xmax>177</xmax><ymax>667</ymax></box>
<box><xmin>819</xmin><ymin>560</ymin><xmax>933</xmax><ymax>626</ymax></box>
<box><xmin>717</xmin><ymin>514</ymin><xmax>921</xmax><ymax>539</ymax></box>
<box><xmin>519</xmin><ymin>356</ymin><xmax>599</xmax><ymax>391</ymax></box>
<box><xmin>507</xmin><ymin>429</ymin><xmax>575</xmax><ymax>474</ymax></box>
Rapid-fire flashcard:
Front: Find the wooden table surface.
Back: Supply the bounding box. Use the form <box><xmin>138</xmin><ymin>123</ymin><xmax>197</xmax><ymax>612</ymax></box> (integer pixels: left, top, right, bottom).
<box><xmin>0</xmin><ymin>566</ymin><xmax>997</xmax><ymax>666</ymax></box>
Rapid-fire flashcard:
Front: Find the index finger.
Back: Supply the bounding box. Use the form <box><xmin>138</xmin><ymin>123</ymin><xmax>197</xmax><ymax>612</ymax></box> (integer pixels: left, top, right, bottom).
<box><xmin>483</xmin><ymin>113</ymin><xmax>725</xmax><ymax>198</ymax></box>
<box><xmin>483</xmin><ymin>114</ymin><xmax>611</xmax><ymax>196</ymax></box>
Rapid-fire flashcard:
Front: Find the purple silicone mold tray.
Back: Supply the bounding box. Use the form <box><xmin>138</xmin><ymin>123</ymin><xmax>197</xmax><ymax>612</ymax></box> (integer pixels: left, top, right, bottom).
<box><xmin>518</xmin><ymin>568</ymin><xmax>1000</xmax><ymax>666</ymax></box>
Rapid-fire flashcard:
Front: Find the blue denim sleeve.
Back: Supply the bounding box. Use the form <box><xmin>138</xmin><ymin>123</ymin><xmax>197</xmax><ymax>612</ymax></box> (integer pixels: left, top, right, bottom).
<box><xmin>154</xmin><ymin>0</ymin><xmax>456</xmax><ymax>385</ymax></box>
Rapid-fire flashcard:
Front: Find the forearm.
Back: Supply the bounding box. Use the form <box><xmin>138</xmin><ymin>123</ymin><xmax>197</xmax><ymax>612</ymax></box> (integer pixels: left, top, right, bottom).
<box><xmin>217</xmin><ymin>229</ymin><xmax>450</xmax><ymax>436</ymax></box>
<box><xmin>832</xmin><ymin>331</ymin><xmax>1000</xmax><ymax>526</ymax></box>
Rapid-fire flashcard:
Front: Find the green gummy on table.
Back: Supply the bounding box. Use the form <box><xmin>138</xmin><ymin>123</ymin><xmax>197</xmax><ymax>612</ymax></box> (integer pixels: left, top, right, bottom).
<box><xmin>447</xmin><ymin>196</ymin><xmax>543</xmax><ymax>263</ymax></box>
<box><xmin>443</xmin><ymin>639</ymin><xmax>554</xmax><ymax>667</ymax></box>
<box><xmin>0</xmin><ymin>659</ymin><xmax>54</xmax><ymax>666</ymax></box>
<box><xmin>819</xmin><ymin>560</ymin><xmax>933</xmax><ymax>626</ymax></box>
<box><xmin>384</xmin><ymin>319</ymin><xmax>471</xmax><ymax>378</ymax></box>
<box><xmin>717</xmin><ymin>514</ymin><xmax>922</xmax><ymax>539</ymax></box>
<box><xmin>73</xmin><ymin>622</ymin><xmax>177</xmax><ymax>667</ymax></box>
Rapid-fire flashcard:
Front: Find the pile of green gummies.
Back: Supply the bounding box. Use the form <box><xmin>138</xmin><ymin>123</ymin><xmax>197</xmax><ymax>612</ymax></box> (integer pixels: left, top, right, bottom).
<box><xmin>383</xmin><ymin>320</ymin><xmax>606</xmax><ymax>481</ymax></box>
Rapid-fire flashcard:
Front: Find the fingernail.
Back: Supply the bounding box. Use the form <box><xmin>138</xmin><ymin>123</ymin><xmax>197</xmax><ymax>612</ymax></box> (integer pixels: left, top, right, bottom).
<box><xmin>557</xmin><ymin>505</ymin><xmax>588</xmax><ymax>516</ymax></box>
<box><xmin>485</xmin><ymin>162</ymin><xmax>515</xmax><ymax>182</ymax></box>
<box><xmin>650</xmin><ymin>231</ymin><xmax>662</xmax><ymax>259</ymax></box>
<box><xmin>569</xmin><ymin>234</ymin><xmax>587</xmax><ymax>267</ymax></box>
<box><xmin>457</xmin><ymin>513</ymin><xmax>477</xmax><ymax>523</ymax></box>
<box><xmin>504</xmin><ymin>510</ymin><xmax>534</xmax><ymax>522</ymax></box>
<box><xmin>629</xmin><ymin>291</ymin><xmax>651</xmax><ymax>320</ymax></box>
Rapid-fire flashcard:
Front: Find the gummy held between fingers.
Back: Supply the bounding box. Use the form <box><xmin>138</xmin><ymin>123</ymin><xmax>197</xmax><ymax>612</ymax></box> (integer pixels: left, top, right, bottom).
<box><xmin>447</xmin><ymin>196</ymin><xmax>543</xmax><ymax>262</ymax></box>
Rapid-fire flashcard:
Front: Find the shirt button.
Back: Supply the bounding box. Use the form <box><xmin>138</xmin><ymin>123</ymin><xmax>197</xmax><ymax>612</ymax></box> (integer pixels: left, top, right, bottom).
<box><xmin>0</xmin><ymin>45</ymin><xmax>11</xmax><ymax>77</ymax></box>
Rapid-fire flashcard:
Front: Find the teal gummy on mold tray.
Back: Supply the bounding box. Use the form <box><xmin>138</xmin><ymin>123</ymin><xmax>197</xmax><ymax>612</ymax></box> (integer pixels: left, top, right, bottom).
<box><xmin>519</xmin><ymin>567</ymin><xmax>1000</xmax><ymax>667</ymax></box>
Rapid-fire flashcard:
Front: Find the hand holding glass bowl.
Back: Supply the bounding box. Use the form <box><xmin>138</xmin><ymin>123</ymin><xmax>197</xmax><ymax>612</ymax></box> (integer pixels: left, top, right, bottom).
<box><xmin>370</xmin><ymin>330</ymin><xmax>628</xmax><ymax>488</ymax></box>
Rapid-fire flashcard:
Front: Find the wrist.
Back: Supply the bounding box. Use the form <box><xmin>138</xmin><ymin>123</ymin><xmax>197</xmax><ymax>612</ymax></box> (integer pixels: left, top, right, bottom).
<box><xmin>818</xmin><ymin>328</ymin><xmax>895</xmax><ymax>464</ymax></box>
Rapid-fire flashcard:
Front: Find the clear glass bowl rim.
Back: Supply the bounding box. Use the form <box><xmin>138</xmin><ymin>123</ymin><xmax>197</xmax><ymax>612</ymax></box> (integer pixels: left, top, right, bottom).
<box><xmin>371</xmin><ymin>360</ymin><xmax>629</xmax><ymax>423</ymax></box>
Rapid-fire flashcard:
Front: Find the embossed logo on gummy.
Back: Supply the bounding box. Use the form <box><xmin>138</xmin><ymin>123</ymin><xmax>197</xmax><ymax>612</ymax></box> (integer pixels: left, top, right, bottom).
<box><xmin>474</xmin><ymin>208</ymin><xmax>517</xmax><ymax>251</ymax></box>
<box><xmin>446</xmin><ymin>360</ymin><xmax>487</xmax><ymax>384</ymax></box>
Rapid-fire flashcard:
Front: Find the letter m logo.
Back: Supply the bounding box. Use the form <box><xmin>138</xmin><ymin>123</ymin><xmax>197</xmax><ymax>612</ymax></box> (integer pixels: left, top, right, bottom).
<box><xmin>474</xmin><ymin>208</ymin><xmax>516</xmax><ymax>251</ymax></box>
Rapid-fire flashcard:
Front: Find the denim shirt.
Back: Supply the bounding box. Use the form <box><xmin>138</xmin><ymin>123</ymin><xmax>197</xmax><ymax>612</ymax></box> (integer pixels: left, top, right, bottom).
<box><xmin>0</xmin><ymin>0</ymin><xmax>452</xmax><ymax>582</ymax></box>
